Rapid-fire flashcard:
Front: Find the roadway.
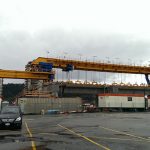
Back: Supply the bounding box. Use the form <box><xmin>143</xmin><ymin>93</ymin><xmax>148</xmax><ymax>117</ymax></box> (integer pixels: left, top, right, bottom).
<box><xmin>0</xmin><ymin>112</ymin><xmax>150</xmax><ymax>150</ymax></box>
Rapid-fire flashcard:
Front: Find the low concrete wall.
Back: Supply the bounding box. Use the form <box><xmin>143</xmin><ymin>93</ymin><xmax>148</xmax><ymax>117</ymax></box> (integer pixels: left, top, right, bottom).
<box><xmin>18</xmin><ymin>97</ymin><xmax>82</xmax><ymax>114</ymax></box>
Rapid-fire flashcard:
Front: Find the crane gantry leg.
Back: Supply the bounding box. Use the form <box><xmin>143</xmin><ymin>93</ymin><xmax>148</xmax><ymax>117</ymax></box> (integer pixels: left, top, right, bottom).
<box><xmin>145</xmin><ymin>74</ymin><xmax>150</xmax><ymax>86</ymax></box>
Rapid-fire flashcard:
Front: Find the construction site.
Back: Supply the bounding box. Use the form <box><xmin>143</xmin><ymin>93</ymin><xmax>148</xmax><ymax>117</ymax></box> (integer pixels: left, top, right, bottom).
<box><xmin>1</xmin><ymin>57</ymin><xmax>150</xmax><ymax>150</ymax></box>
<box><xmin>1</xmin><ymin>0</ymin><xmax>150</xmax><ymax>149</ymax></box>
<box><xmin>0</xmin><ymin>57</ymin><xmax>150</xmax><ymax>114</ymax></box>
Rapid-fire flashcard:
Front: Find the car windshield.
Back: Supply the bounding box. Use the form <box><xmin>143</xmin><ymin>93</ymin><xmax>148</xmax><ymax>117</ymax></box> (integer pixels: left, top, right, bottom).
<box><xmin>1</xmin><ymin>107</ymin><xmax>19</xmax><ymax>114</ymax></box>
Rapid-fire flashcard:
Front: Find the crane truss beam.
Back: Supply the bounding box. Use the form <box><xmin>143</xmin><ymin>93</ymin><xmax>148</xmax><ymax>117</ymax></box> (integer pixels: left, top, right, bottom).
<box><xmin>32</xmin><ymin>57</ymin><xmax>150</xmax><ymax>74</ymax></box>
<box><xmin>0</xmin><ymin>70</ymin><xmax>52</xmax><ymax>80</ymax></box>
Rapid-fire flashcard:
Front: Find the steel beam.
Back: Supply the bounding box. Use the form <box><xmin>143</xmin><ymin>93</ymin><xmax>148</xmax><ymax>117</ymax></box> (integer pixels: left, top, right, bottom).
<box><xmin>32</xmin><ymin>57</ymin><xmax>150</xmax><ymax>74</ymax></box>
<box><xmin>0</xmin><ymin>70</ymin><xmax>53</xmax><ymax>80</ymax></box>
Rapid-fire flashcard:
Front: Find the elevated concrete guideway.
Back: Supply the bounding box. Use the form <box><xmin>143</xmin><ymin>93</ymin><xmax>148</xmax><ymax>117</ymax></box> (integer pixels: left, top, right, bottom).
<box><xmin>58</xmin><ymin>82</ymin><xmax>150</xmax><ymax>102</ymax></box>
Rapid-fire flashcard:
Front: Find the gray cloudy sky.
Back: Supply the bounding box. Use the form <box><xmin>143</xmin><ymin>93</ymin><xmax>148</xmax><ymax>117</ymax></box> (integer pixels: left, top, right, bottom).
<box><xmin>0</xmin><ymin>0</ymin><xmax>150</xmax><ymax>83</ymax></box>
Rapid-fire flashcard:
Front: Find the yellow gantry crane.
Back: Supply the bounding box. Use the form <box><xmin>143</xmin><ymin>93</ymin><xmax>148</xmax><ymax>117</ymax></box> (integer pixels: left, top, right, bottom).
<box><xmin>31</xmin><ymin>57</ymin><xmax>150</xmax><ymax>85</ymax></box>
<box><xmin>32</xmin><ymin>57</ymin><xmax>150</xmax><ymax>74</ymax></box>
<box><xmin>0</xmin><ymin>57</ymin><xmax>150</xmax><ymax>84</ymax></box>
<box><xmin>0</xmin><ymin>69</ymin><xmax>54</xmax><ymax>80</ymax></box>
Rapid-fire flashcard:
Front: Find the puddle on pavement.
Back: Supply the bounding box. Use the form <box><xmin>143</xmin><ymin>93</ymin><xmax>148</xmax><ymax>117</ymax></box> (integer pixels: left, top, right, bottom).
<box><xmin>119</xmin><ymin>117</ymin><xmax>142</xmax><ymax>120</ymax></box>
<box><xmin>0</xmin><ymin>134</ymin><xmax>30</xmax><ymax>143</ymax></box>
<box><xmin>56</xmin><ymin>132</ymin><xmax>72</xmax><ymax>136</ymax></box>
<box><xmin>21</xmin><ymin>145</ymin><xmax>48</xmax><ymax>150</ymax></box>
<box><xmin>114</xmin><ymin>133</ymin><xmax>128</xmax><ymax>136</ymax></box>
<box><xmin>24</xmin><ymin>145</ymin><xmax>52</xmax><ymax>150</ymax></box>
<box><xmin>70</xmin><ymin>136</ymin><xmax>79</xmax><ymax>139</ymax></box>
<box><xmin>53</xmin><ymin>131</ymin><xmax>72</xmax><ymax>136</ymax></box>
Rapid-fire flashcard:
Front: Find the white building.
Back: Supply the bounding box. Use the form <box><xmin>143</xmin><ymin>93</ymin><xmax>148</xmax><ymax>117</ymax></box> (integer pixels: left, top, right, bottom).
<box><xmin>98</xmin><ymin>93</ymin><xmax>150</xmax><ymax>110</ymax></box>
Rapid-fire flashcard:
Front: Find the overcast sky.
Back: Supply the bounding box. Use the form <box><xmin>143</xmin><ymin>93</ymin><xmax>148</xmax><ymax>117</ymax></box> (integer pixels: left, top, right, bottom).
<box><xmin>0</xmin><ymin>0</ymin><xmax>150</xmax><ymax>83</ymax></box>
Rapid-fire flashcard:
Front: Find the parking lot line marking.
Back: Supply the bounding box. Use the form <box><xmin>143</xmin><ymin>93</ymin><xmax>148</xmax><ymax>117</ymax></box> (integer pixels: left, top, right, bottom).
<box><xmin>25</xmin><ymin>122</ymin><xmax>36</xmax><ymax>150</ymax></box>
<box><xmin>99</xmin><ymin>125</ymin><xmax>150</xmax><ymax>142</ymax></box>
<box><xmin>58</xmin><ymin>124</ymin><xmax>111</xmax><ymax>150</ymax></box>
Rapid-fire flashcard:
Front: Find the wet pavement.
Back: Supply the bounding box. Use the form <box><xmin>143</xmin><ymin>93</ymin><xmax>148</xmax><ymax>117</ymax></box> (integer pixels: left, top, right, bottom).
<box><xmin>0</xmin><ymin>112</ymin><xmax>150</xmax><ymax>150</ymax></box>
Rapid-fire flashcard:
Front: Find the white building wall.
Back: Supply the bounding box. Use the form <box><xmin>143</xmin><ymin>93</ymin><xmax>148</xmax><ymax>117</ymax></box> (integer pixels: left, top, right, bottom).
<box><xmin>148</xmin><ymin>99</ymin><xmax>150</xmax><ymax>108</ymax></box>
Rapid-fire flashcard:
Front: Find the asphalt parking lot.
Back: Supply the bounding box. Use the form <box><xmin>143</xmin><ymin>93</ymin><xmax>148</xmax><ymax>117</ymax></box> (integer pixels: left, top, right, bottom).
<box><xmin>0</xmin><ymin>112</ymin><xmax>150</xmax><ymax>150</ymax></box>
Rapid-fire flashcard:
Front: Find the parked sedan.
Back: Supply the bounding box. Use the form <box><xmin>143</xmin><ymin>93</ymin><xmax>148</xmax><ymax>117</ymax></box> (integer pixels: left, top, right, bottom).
<box><xmin>0</xmin><ymin>105</ymin><xmax>22</xmax><ymax>129</ymax></box>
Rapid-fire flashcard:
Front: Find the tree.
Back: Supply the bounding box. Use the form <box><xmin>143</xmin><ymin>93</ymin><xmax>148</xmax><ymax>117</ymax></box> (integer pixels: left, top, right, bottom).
<box><xmin>2</xmin><ymin>84</ymin><xmax>24</xmax><ymax>102</ymax></box>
